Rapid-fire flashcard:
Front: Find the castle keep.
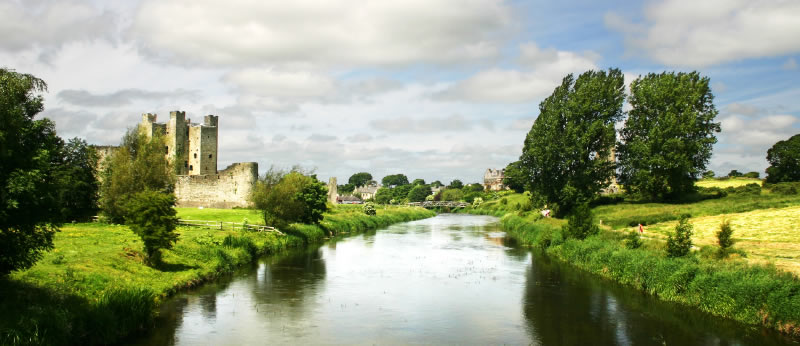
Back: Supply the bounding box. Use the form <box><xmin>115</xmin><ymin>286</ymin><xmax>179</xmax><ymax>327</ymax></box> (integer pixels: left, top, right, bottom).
<box><xmin>138</xmin><ymin>112</ymin><xmax>257</xmax><ymax>208</ymax></box>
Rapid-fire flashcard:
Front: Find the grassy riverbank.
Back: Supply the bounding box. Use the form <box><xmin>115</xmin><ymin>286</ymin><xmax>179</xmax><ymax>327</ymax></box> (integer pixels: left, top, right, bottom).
<box><xmin>1</xmin><ymin>205</ymin><xmax>434</xmax><ymax>345</ymax></box>
<box><xmin>470</xmin><ymin>189</ymin><xmax>800</xmax><ymax>337</ymax></box>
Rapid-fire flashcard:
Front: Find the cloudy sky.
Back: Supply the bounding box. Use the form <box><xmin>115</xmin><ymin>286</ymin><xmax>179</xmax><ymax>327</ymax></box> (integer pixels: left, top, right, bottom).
<box><xmin>2</xmin><ymin>0</ymin><xmax>799</xmax><ymax>183</ymax></box>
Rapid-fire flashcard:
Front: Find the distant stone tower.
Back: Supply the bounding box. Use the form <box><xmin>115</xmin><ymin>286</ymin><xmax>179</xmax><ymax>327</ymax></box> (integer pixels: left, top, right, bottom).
<box><xmin>327</xmin><ymin>177</ymin><xmax>338</xmax><ymax>204</ymax></box>
<box><xmin>188</xmin><ymin>115</ymin><xmax>218</xmax><ymax>175</ymax></box>
<box><xmin>139</xmin><ymin>110</ymin><xmax>218</xmax><ymax>176</ymax></box>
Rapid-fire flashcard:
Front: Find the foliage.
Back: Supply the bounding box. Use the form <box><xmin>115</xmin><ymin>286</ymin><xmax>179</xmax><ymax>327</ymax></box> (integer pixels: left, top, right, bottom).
<box><xmin>724</xmin><ymin>183</ymin><xmax>761</xmax><ymax>196</ymax></box>
<box><xmin>124</xmin><ymin>191</ymin><xmax>179</xmax><ymax>265</ymax></box>
<box><xmin>374</xmin><ymin>187</ymin><xmax>392</xmax><ymax>204</ymax></box>
<box><xmin>462</xmin><ymin>183</ymin><xmax>484</xmax><ymax>193</ymax></box>
<box><xmin>412</xmin><ymin>178</ymin><xmax>426</xmax><ymax>186</ymax></box>
<box><xmin>617</xmin><ymin>71</ymin><xmax>721</xmax><ymax>200</ymax></box>
<box><xmin>702</xmin><ymin>170</ymin><xmax>716</xmax><ymax>179</ymax></box>
<box><xmin>716</xmin><ymin>218</ymin><xmax>735</xmax><ymax>251</ymax></box>
<box><xmin>391</xmin><ymin>184</ymin><xmax>413</xmax><ymax>203</ymax></box>
<box><xmin>363</xmin><ymin>202</ymin><xmax>376</xmax><ymax>216</ymax></box>
<box><xmin>521</xmin><ymin>69</ymin><xmax>625</xmax><ymax>217</ymax></box>
<box><xmin>448</xmin><ymin>179</ymin><xmax>464</xmax><ymax>189</ymax></box>
<box><xmin>407</xmin><ymin>184</ymin><xmax>432</xmax><ymax>202</ymax></box>
<box><xmin>562</xmin><ymin>203</ymin><xmax>599</xmax><ymax>240</ymax></box>
<box><xmin>765</xmin><ymin>134</ymin><xmax>800</xmax><ymax>183</ymax></box>
<box><xmin>348</xmin><ymin>172</ymin><xmax>373</xmax><ymax>187</ymax></box>
<box><xmin>767</xmin><ymin>182</ymin><xmax>799</xmax><ymax>195</ymax></box>
<box><xmin>743</xmin><ymin>171</ymin><xmax>760</xmax><ymax>179</ymax></box>
<box><xmin>728</xmin><ymin>170</ymin><xmax>743</xmax><ymax>178</ymax></box>
<box><xmin>666</xmin><ymin>215</ymin><xmax>694</xmax><ymax>257</ymax></box>
<box><xmin>441</xmin><ymin>188</ymin><xmax>464</xmax><ymax>201</ymax></box>
<box><xmin>250</xmin><ymin>169</ymin><xmax>328</xmax><ymax>228</ymax></box>
<box><xmin>463</xmin><ymin>191</ymin><xmax>483</xmax><ymax>204</ymax></box>
<box><xmin>472</xmin><ymin>197</ymin><xmax>484</xmax><ymax>208</ymax></box>
<box><xmin>624</xmin><ymin>230</ymin><xmax>643</xmax><ymax>249</ymax></box>
<box><xmin>57</xmin><ymin>138</ymin><xmax>99</xmax><ymax>221</ymax></box>
<box><xmin>99</xmin><ymin>128</ymin><xmax>175</xmax><ymax>224</ymax></box>
<box><xmin>381</xmin><ymin>173</ymin><xmax>409</xmax><ymax>187</ymax></box>
<box><xmin>430</xmin><ymin>180</ymin><xmax>443</xmax><ymax>187</ymax></box>
<box><xmin>502</xmin><ymin>161</ymin><xmax>527</xmax><ymax>193</ymax></box>
<box><xmin>0</xmin><ymin>68</ymin><xmax>62</xmax><ymax>275</ymax></box>
<box><xmin>338</xmin><ymin>183</ymin><xmax>355</xmax><ymax>194</ymax></box>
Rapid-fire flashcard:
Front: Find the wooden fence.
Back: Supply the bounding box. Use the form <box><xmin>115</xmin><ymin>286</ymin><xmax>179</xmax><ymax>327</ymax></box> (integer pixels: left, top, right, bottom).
<box><xmin>177</xmin><ymin>219</ymin><xmax>284</xmax><ymax>235</ymax></box>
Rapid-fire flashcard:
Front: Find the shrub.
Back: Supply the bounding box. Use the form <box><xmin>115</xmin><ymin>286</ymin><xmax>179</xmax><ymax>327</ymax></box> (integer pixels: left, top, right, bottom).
<box><xmin>124</xmin><ymin>191</ymin><xmax>179</xmax><ymax>266</ymax></box>
<box><xmin>743</xmin><ymin>171</ymin><xmax>760</xmax><ymax>179</ymax></box>
<box><xmin>250</xmin><ymin>169</ymin><xmax>329</xmax><ymax>228</ymax></box>
<box><xmin>562</xmin><ymin>203</ymin><xmax>599</xmax><ymax>240</ymax></box>
<box><xmin>716</xmin><ymin>218</ymin><xmax>735</xmax><ymax>253</ymax></box>
<box><xmin>363</xmin><ymin>202</ymin><xmax>376</xmax><ymax>216</ymax></box>
<box><xmin>472</xmin><ymin>197</ymin><xmax>483</xmax><ymax>208</ymax></box>
<box><xmin>624</xmin><ymin>230</ymin><xmax>642</xmax><ymax>249</ymax></box>
<box><xmin>500</xmin><ymin>198</ymin><xmax>508</xmax><ymax>205</ymax></box>
<box><xmin>666</xmin><ymin>215</ymin><xmax>693</xmax><ymax>257</ymax></box>
<box><xmin>767</xmin><ymin>182</ymin><xmax>799</xmax><ymax>195</ymax></box>
<box><xmin>725</xmin><ymin>183</ymin><xmax>761</xmax><ymax>196</ymax></box>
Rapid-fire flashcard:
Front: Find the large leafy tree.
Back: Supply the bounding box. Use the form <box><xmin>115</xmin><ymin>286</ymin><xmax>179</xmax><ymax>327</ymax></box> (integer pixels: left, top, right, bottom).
<box><xmin>448</xmin><ymin>179</ymin><xmax>464</xmax><ymax>189</ymax></box>
<box><xmin>0</xmin><ymin>69</ymin><xmax>64</xmax><ymax>274</ymax></box>
<box><xmin>407</xmin><ymin>185</ymin><xmax>432</xmax><ymax>202</ymax></box>
<box><xmin>250</xmin><ymin>169</ymin><xmax>328</xmax><ymax>228</ymax></box>
<box><xmin>765</xmin><ymin>134</ymin><xmax>800</xmax><ymax>183</ymax></box>
<box><xmin>99</xmin><ymin>128</ymin><xmax>175</xmax><ymax>223</ymax></box>
<box><xmin>348</xmin><ymin>172</ymin><xmax>373</xmax><ymax>187</ymax></box>
<box><xmin>381</xmin><ymin>173</ymin><xmax>409</xmax><ymax>187</ymax></box>
<box><xmin>124</xmin><ymin>191</ymin><xmax>179</xmax><ymax>266</ymax></box>
<box><xmin>374</xmin><ymin>187</ymin><xmax>392</xmax><ymax>204</ymax></box>
<box><xmin>520</xmin><ymin>68</ymin><xmax>625</xmax><ymax>216</ymax></box>
<box><xmin>617</xmin><ymin>72</ymin><xmax>720</xmax><ymax>200</ymax></box>
<box><xmin>57</xmin><ymin>137</ymin><xmax>99</xmax><ymax>221</ymax></box>
<box><xmin>502</xmin><ymin>161</ymin><xmax>526</xmax><ymax>193</ymax></box>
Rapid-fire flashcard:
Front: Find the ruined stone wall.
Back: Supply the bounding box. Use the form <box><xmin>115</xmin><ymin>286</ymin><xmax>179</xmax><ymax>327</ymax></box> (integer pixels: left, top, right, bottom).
<box><xmin>167</xmin><ymin>111</ymin><xmax>189</xmax><ymax>175</ymax></box>
<box><xmin>187</xmin><ymin>118</ymin><xmax>218</xmax><ymax>176</ymax></box>
<box><xmin>175</xmin><ymin>162</ymin><xmax>257</xmax><ymax>208</ymax></box>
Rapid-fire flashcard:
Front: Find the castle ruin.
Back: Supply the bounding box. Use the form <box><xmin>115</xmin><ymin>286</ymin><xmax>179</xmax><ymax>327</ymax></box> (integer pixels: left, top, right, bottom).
<box><xmin>138</xmin><ymin>111</ymin><xmax>257</xmax><ymax>208</ymax></box>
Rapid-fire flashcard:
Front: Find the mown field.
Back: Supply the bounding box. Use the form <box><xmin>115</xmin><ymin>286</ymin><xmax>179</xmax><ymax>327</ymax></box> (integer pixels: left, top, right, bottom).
<box><xmin>695</xmin><ymin>177</ymin><xmax>763</xmax><ymax>188</ymax></box>
<box><xmin>1</xmin><ymin>205</ymin><xmax>434</xmax><ymax>345</ymax></box>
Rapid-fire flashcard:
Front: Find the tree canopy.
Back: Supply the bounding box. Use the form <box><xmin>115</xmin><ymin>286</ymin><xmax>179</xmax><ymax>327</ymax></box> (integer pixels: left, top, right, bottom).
<box><xmin>348</xmin><ymin>172</ymin><xmax>373</xmax><ymax>187</ymax></box>
<box><xmin>124</xmin><ymin>190</ymin><xmax>179</xmax><ymax>266</ymax></box>
<box><xmin>765</xmin><ymin>134</ymin><xmax>800</xmax><ymax>183</ymax></box>
<box><xmin>407</xmin><ymin>184</ymin><xmax>432</xmax><ymax>202</ymax></box>
<box><xmin>520</xmin><ymin>68</ymin><xmax>625</xmax><ymax>216</ymax></box>
<box><xmin>57</xmin><ymin>138</ymin><xmax>99</xmax><ymax>221</ymax></box>
<box><xmin>502</xmin><ymin>161</ymin><xmax>526</xmax><ymax>193</ymax></box>
<box><xmin>617</xmin><ymin>71</ymin><xmax>720</xmax><ymax>200</ymax></box>
<box><xmin>448</xmin><ymin>179</ymin><xmax>464</xmax><ymax>189</ymax></box>
<box><xmin>0</xmin><ymin>68</ymin><xmax>63</xmax><ymax>274</ymax></box>
<box><xmin>412</xmin><ymin>178</ymin><xmax>426</xmax><ymax>186</ymax></box>
<box><xmin>381</xmin><ymin>173</ymin><xmax>409</xmax><ymax>187</ymax></box>
<box><xmin>250</xmin><ymin>169</ymin><xmax>329</xmax><ymax>228</ymax></box>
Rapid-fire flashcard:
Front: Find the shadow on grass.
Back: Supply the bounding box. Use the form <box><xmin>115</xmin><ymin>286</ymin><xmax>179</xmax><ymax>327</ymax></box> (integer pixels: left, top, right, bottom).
<box><xmin>0</xmin><ymin>277</ymin><xmax>155</xmax><ymax>345</ymax></box>
<box><xmin>156</xmin><ymin>261</ymin><xmax>199</xmax><ymax>273</ymax></box>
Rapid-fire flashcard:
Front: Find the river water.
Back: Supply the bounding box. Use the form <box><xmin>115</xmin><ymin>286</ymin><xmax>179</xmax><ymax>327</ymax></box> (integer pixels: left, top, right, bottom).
<box><xmin>130</xmin><ymin>214</ymin><xmax>796</xmax><ymax>345</ymax></box>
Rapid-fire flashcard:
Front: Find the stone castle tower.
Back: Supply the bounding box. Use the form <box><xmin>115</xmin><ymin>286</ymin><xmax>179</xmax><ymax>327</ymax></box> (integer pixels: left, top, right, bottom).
<box><xmin>140</xmin><ymin>111</ymin><xmax>218</xmax><ymax>175</ymax></box>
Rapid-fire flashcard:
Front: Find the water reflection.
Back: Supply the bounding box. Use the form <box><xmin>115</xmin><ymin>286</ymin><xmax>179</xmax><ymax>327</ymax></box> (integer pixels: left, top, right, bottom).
<box><xmin>130</xmin><ymin>214</ymin><xmax>796</xmax><ymax>345</ymax></box>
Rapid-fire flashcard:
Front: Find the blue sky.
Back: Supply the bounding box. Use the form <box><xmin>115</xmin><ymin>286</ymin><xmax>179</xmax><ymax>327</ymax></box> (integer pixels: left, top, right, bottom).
<box><xmin>1</xmin><ymin>0</ymin><xmax>798</xmax><ymax>183</ymax></box>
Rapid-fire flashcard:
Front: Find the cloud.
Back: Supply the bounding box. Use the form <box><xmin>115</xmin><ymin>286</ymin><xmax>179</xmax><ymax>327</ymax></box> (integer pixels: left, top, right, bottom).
<box><xmin>508</xmin><ymin>117</ymin><xmax>535</xmax><ymax>131</ymax></box>
<box><xmin>435</xmin><ymin>43</ymin><xmax>598</xmax><ymax>103</ymax></box>
<box><xmin>39</xmin><ymin>107</ymin><xmax>97</xmax><ymax>135</ymax></box>
<box><xmin>347</xmin><ymin>134</ymin><xmax>373</xmax><ymax>143</ymax></box>
<box><xmin>0</xmin><ymin>0</ymin><xmax>115</xmax><ymax>55</ymax></box>
<box><xmin>131</xmin><ymin>0</ymin><xmax>512</xmax><ymax>66</ymax></box>
<box><xmin>606</xmin><ymin>1</ymin><xmax>800</xmax><ymax>67</ymax></box>
<box><xmin>308</xmin><ymin>134</ymin><xmax>337</xmax><ymax>142</ymax></box>
<box><xmin>724</xmin><ymin>103</ymin><xmax>761</xmax><ymax>117</ymax></box>
<box><xmin>370</xmin><ymin>114</ymin><xmax>472</xmax><ymax>133</ymax></box>
<box><xmin>57</xmin><ymin>88</ymin><xmax>200</xmax><ymax>107</ymax></box>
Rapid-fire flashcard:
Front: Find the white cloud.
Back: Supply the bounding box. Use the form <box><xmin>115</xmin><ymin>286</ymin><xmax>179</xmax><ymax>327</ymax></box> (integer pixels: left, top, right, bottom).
<box><xmin>370</xmin><ymin>114</ymin><xmax>473</xmax><ymax>133</ymax></box>
<box><xmin>435</xmin><ymin>43</ymin><xmax>598</xmax><ymax>103</ymax></box>
<box><xmin>606</xmin><ymin>0</ymin><xmax>800</xmax><ymax>67</ymax></box>
<box><xmin>131</xmin><ymin>0</ymin><xmax>512</xmax><ymax>66</ymax></box>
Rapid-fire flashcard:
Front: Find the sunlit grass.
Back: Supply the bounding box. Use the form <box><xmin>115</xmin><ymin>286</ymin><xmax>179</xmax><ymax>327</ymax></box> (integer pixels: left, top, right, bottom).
<box><xmin>696</xmin><ymin>177</ymin><xmax>763</xmax><ymax>188</ymax></box>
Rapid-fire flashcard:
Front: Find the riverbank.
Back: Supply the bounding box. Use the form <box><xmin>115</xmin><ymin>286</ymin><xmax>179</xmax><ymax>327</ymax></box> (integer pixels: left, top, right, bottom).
<box><xmin>469</xmin><ymin>191</ymin><xmax>800</xmax><ymax>338</ymax></box>
<box><xmin>1</xmin><ymin>205</ymin><xmax>434</xmax><ymax>345</ymax></box>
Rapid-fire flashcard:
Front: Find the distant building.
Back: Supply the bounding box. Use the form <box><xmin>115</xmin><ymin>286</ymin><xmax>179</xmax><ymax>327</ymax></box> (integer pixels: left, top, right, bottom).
<box><xmin>337</xmin><ymin>195</ymin><xmax>363</xmax><ymax>204</ymax></box>
<box><xmin>354</xmin><ymin>183</ymin><xmax>380</xmax><ymax>200</ymax></box>
<box><xmin>483</xmin><ymin>168</ymin><xmax>508</xmax><ymax>191</ymax></box>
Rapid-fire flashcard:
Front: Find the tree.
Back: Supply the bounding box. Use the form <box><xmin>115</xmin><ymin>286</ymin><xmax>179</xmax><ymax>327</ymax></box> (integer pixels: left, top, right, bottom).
<box><xmin>348</xmin><ymin>172</ymin><xmax>373</xmax><ymax>187</ymax></box>
<box><xmin>702</xmin><ymin>170</ymin><xmax>716</xmax><ymax>179</ymax></box>
<box><xmin>562</xmin><ymin>203</ymin><xmax>599</xmax><ymax>240</ymax></box>
<box><xmin>743</xmin><ymin>171</ymin><xmax>759</xmax><ymax>179</ymax></box>
<box><xmin>412</xmin><ymin>178</ymin><xmax>426</xmax><ymax>186</ymax></box>
<box><xmin>463</xmin><ymin>183</ymin><xmax>484</xmax><ymax>193</ymax></box>
<box><xmin>0</xmin><ymin>69</ymin><xmax>64</xmax><ymax>274</ymax></box>
<box><xmin>57</xmin><ymin>138</ymin><xmax>99</xmax><ymax>221</ymax></box>
<box><xmin>666</xmin><ymin>215</ymin><xmax>694</xmax><ymax>257</ymax></box>
<box><xmin>381</xmin><ymin>173</ymin><xmax>409</xmax><ymax>187</ymax></box>
<box><xmin>374</xmin><ymin>187</ymin><xmax>392</xmax><ymax>204</ymax></box>
<box><xmin>448</xmin><ymin>179</ymin><xmax>464</xmax><ymax>189</ymax></box>
<box><xmin>617</xmin><ymin>72</ymin><xmax>720</xmax><ymax>200</ymax></box>
<box><xmin>727</xmin><ymin>170</ymin><xmax>743</xmax><ymax>178</ymax></box>
<box><xmin>250</xmin><ymin>169</ymin><xmax>328</xmax><ymax>228</ymax></box>
<box><xmin>441</xmin><ymin>189</ymin><xmax>464</xmax><ymax>201</ymax></box>
<box><xmin>407</xmin><ymin>185</ymin><xmax>431</xmax><ymax>202</ymax></box>
<box><xmin>765</xmin><ymin>134</ymin><xmax>800</xmax><ymax>183</ymax></box>
<box><xmin>716</xmin><ymin>218</ymin><xmax>734</xmax><ymax>253</ymax></box>
<box><xmin>124</xmin><ymin>191</ymin><xmax>179</xmax><ymax>266</ymax></box>
<box><xmin>503</xmin><ymin>161</ymin><xmax>527</xmax><ymax>193</ymax></box>
<box><xmin>391</xmin><ymin>184</ymin><xmax>413</xmax><ymax>203</ymax></box>
<box><xmin>521</xmin><ymin>69</ymin><xmax>625</xmax><ymax>216</ymax></box>
<box><xmin>338</xmin><ymin>183</ymin><xmax>355</xmax><ymax>194</ymax></box>
<box><xmin>430</xmin><ymin>180</ymin><xmax>444</xmax><ymax>187</ymax></box>
<box><xmin>99</xmin><ymin>129</ymin><xmax>175</xmax><ymax>223</ymax></box>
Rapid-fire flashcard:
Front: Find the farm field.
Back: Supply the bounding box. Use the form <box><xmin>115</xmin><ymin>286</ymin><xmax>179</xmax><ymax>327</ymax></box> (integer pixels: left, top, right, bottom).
<box><xmin>696</xmin><ymin>177</ymin><xmax>763</xmax><ymax>188</ymax></box>
<box><xmin>633</xmin><ymin>205</ymin><xmax>800</xmax><ymax>275</ymax></box>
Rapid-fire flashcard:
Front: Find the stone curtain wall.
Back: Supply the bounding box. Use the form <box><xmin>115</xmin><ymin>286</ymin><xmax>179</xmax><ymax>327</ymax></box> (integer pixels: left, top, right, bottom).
<box><xmin>175</xmin><ymin>162</ymin><xmax>258</xmax><ymax>208</ymax></box>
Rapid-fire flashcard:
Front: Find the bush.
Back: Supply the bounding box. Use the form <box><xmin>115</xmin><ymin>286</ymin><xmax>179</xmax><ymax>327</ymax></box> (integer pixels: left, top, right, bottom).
<box><xmin>716</xmin><ymin>218</ymin><xmax>735</xmax><ymax>255</ymax></box>
<box><xmin>766</xmin><ymin>182</ymin><xmax>799</xmax><ymax>195</ymax></box>
<box><xmin>363</xmin><ymin>202</ymin><xmax>376</xmax><ymax>216</ymax></box>
<box><xmin>624</xmin><ymin>230</ymin><xmax>642</xmax><ymax>249</ymax></box>
<box><xmin>472</xmin><ymin>197</ymin><xmax>483</xmax><ymax>208</ymax></box>
<box><xmin>250</xmin><ymin>169</ymin><xmax>329</xmax><ymax>228</ymax></box>
<box><xmin>666</xmin><ymin>215</ymin><xmax>693</xmax><ymax>257</ymax></box>
<box><xmin>124</xmin><ymin>191</ymin><xmax>179</xmax><ymax>266</ymax></box>
<box><xmin>725</xmin><ymin>183</ymin><xmax>761</xmax><ymax>196</ymax></box>
<box><xmin>743</xmin><ymin>171</ymin><xmax>760</xmax><ymax>179</ymax></box>
<box><xmin>500</xmin><ymin>198</ymin><xmax>508</xmax><ymax>205</ymax></box>
<box><xmin>562</xmin><ymin>203</ymin><xmax>599</xmax><ymax>240</ymax></box>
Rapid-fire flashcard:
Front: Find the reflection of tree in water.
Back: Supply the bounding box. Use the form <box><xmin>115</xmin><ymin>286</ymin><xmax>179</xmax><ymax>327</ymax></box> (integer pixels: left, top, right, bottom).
<box><xmin>251</xmin><ymin>247</ymin><xmax>327</xmax><ymax>315</ymax></box>
<box><xmin>522</xmin><ymin>253</ymin><xmax>793</xmax><ymax>346</ymax></box>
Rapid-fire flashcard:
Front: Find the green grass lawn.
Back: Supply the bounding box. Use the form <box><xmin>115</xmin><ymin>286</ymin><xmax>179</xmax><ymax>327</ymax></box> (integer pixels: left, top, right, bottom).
<box><xmin>176</xmin><ymin>207</ymin><xmax>263</xmax><ymax>224</ymax></box>
<box><xmin>696</xmin><ymin>177</ymin><xmax>763</xmax><ymax>188</ymax></box>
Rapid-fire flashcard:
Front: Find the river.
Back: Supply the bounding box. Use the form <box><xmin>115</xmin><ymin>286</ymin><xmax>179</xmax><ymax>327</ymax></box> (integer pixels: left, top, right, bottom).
<box><xmin>129</xmin><ymin>214</ymin><xmax>796</xmax><ymax>345</ymax></box>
